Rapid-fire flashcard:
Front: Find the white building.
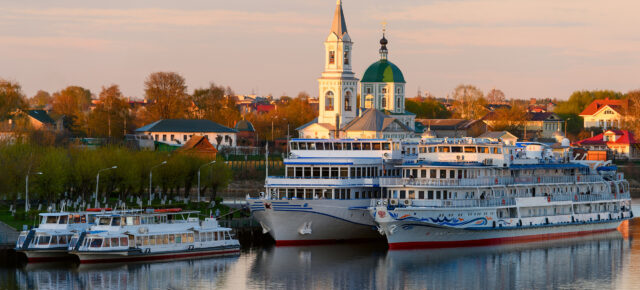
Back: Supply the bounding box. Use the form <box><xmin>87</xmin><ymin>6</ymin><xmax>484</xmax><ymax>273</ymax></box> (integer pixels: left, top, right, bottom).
<box><xmin>579</xmin><ymin>98</ymin><xmax>627</xmax><ymax>130</ymax></box>
<box><xmin>298</xmin><ymin>0</ymin><xmax>414</xmax><ymax>139</ymax></box>
<box><xmin>135</xmin><ymin>119</ymin><xmax>237</xmax><ymax>147</ymax></box>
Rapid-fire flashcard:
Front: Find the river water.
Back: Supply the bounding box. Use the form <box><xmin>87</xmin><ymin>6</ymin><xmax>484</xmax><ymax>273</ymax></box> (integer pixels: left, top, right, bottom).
<box><xmin>3</xmin><ymin>219</ymin><xmax>640</xmax><ymax>289</ymax></box>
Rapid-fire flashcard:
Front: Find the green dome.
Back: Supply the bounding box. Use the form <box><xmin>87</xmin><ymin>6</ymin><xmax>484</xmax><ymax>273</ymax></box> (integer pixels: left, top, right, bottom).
<box><xmin>361</xmin><ymin>60</ymin><xmax>405</xmax><ymax>83</ymax></box>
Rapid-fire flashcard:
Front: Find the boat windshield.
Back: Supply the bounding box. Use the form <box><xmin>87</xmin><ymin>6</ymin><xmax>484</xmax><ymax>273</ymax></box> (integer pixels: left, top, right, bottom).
<box><xmin>58</xmin><ymin>215</ymin><xmax>68</xmax><ymax>224</ymax></box>
<box><xmin>98</xmin><ymin>217</ymin><xmax>111</xmax><ymax>225</ymax></box>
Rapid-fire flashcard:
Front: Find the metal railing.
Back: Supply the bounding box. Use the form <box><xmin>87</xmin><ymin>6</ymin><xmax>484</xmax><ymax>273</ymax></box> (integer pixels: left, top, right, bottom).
<box><xmin>380</xmin><ymin>175</ymin><xmax>605</xmax><ymax>188</ymax></box>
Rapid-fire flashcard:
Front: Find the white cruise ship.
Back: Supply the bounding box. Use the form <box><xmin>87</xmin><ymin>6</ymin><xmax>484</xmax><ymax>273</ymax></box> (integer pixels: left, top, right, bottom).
<box><xmin>370</xmin><ymin>138</ymin><xmax>633</xmax><ymax>249</ymax></box>
<box><xmin>248</xmin><ymin>138</ymin><xmax>415</xmax><ymax>245</ymax></box>
<box><xmin>69</xmin><ymin>209</ymin><xmax>240</xmax><ymax>263</ymax></box>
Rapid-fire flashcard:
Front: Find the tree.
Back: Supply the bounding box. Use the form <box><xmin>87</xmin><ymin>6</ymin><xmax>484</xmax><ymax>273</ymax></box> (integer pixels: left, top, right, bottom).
<box><xmin>622</xmin><ymin>90</ymin><xmax>640</xmax><ymax>135</ymax></box>
<box><xmin>488</xmin><ymin>105</ymin><xmax>528</xmax><ymax>132</ymax></box>
<box><xmin>143</xmin><ymin>72</ymin><xmax>190</xmax><ymax>122</ymax></box>
<box><xmin>34</xmin><ymin>147</ymin><xmax>70</xmax><ymax>202</ymax></box>
<box><xmin>51</xmin><ymin>86</ymin><xmax>92</xmax><ymax>134</ymax></box>
<box><xmin>405</xmin><ymin>97</ymin><xmax>451</xmax><ymax>119</ymax></box>
<box><xmin>486</xmin><ymin>89</ymin><xmax>506</xmax><ymax>104</ymax></box>
<box><xmin>450</xmin><ymin>84</ymin><xmax>487</xmax><ymax>119</ymax></box>
<box><xmin>0</xmin><ymin>79</ymin><xmax>26</xmax><ymax>121</ymax></box>
<box><xmin>29</xmin><ymin>90</ymin><xmax>52</xmax><ymax>109</ymax></box>
<box><xmin>191</xmin><ymin>83</ymin><xmax>241</xmax><ymax>127</ymax></box>
<box><xmin>555</xmin><ymin>90</ymin><xmax>623</xmax><ymax>115</ymax></box>
<box><xmin>87</xmin><ymin>85</ymin><xmax>131</xmax><ymax>139</ymax></box>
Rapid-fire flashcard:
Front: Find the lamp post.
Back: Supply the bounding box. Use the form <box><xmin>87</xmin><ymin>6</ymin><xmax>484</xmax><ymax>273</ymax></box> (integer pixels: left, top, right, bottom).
<box><xmin>25</xmin><ymin>171</ymin><xmax>43</xmax><ymax>212</ymax></box>
<box><xmin>149</xmin><ymin>161</ymin><xmax>167</xmax><ymax>205</ymax></box>
<box><xmin>95</xmin><ymin>166</ymin><xmax>117</xmax><ymax>208</ymax></box>
<box><xmin>198</xmin><ymin>160</ymin><xmax>216</xmax><ymax>203</ymax></box>
<box><xmin>564</xmin><ymin>118</ymin><xmax>572</xmax><ymax>137</ymax></box>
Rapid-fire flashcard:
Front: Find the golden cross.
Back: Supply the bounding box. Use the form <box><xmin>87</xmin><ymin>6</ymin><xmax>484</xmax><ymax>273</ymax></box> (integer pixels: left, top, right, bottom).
<box><xmin>381</xmin><ymin>20</ymin><xmax>387</xmax><ymax>34</ymax></box>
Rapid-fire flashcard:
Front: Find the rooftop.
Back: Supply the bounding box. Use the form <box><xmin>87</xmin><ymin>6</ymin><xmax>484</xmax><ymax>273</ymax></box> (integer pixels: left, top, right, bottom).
<box><xmin>135</xmin><ymin>119</ymin><xmax>236</xmax><ymax>133</ymax></box>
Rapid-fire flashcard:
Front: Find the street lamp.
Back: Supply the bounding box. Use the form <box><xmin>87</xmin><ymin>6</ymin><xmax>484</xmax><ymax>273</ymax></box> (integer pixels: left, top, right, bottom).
<box><xmin>95</xmin><ymin>166</ymin><xmax>117</xmax><ymax>208</ymax></box>
<box><xmin>198</xmin><ymin>160</ymin><xmax>216</xmax><ymax>202</ymax></box>
<box><xmin>564</xmin><ymin>117</ymin><xmax>572</xmax><ymax>137</ymax></box>
<box><xmin>149</xmin><ymin>161</ymin><xmax>167</xmax><ymax>205</ymax></box>
<box><xmin>25</xmin><ymin>171</ymin><xmax>43</xmax><ymax>212</ymax></box>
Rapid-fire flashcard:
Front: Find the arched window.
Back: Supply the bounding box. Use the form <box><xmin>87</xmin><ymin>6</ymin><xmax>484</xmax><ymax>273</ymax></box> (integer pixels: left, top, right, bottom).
<box><xmin>382</xmin><ymin>96</ymin><xmax>386</xmax><ymax>108</ymax></box>
<box><xmin>329</xmin><ymin>51</ymin><xmax>335</xmax><ymax>64</ymax></box>
<box><xmin>365</xmin><ymin>95</ymin><xmax>374</xmax><ymax>108</ymax></box>
<box><xmin>325</xmin><ymin>91</ymin><xmax>334</xmax><ymax>111</ymax></box>
<box><xmin>344</xmin><ymin>91</ymin><xmax>352</xmax><ymax>111</ymax></box>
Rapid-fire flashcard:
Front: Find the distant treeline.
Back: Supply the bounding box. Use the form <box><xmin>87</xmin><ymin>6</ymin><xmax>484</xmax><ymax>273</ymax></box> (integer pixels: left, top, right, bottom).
<box><xmin>0</xmin><ymin>142</ymin><xmax>232</xmax><ymax>205</ymax></box>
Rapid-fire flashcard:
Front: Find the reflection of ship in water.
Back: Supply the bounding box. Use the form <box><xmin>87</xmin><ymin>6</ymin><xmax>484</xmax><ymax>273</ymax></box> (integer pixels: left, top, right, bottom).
<box><xmin>13</xmin><ymin>256</ymin><xmax>238</xmax><ymax>289</ymax></box>
<box><xmin>249</xmin><ymin>243</ymin><xmax>387</xmax><ymax>289</ymax></box>
<box><xmin>384</xmin><ymin>230</ymin><xmax>631</xmax><ymax>289</ymax></box>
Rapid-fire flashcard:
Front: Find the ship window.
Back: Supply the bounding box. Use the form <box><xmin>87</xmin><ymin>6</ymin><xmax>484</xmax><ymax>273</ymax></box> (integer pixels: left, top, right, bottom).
<box><xmin>408</xmin><ymin>190</ymin><xmax>415</xmax><ymax>199</ymax></box>
<box><xmin>353</xmin><ymin>143</ymin><xmax>362</xmax><ymax>150</ymax></box>
<box><xmin>304</xmin><ymin>167</ymin><xmax>311</xmax><ymax>177</ymax></box>
<box><xmin>418</xmin><ymin>191</ymin><xmax>425</xmax><ymax>199</ymax></box>
<box><xmin>440</xmin><ymin>170</ymin><xmax>446</xmax><ymax>179</ymax></box>
<box><xmin>325</xmin><ymin>143</ymin><xmax>333</xmax><ymax>150</ymax></box>
<box><xmin>295</xmin><ymin>167</ymin><xmax>303</xmax><ymax>177</ymax></box>
<box><xmin>412</xmin><ymin>169</ymin><xmax>418</xmax><ymax>178</ymax></box>
<box><xmin>421</xmin><ymin>170</ymin><xmax>427</xmax><ymax>178</ymax></box>
<box><xmin>496</xmin><ymin>148</ymin><xmax>502</xmax><ymax>154</ymax></box>
<box><xmin>287</xmin><ymin>167</ymin><xmax>293</xmax><ymax>177</ymax></box>
<box><xmin>111</xmin><ymin>217</ymin><xmax>121</xmax><ymax>226</ymax></box>
<box><xmin>478</xmin><ymin>147</ymin><xmax>489</xmax><ymax>153</ymax></box>
<box><xmin>308</xmin><ymin>143</ymin><xmax>316</xmax><ymax>150</ymax></box>
<box><xmin>339</xmin><ymin>167</ymin><xmax>347</xmax><ymax>178</ymax></box>
<box><xmin>382</xmin><ymin>142</ymin><xmax>390</xmax><ymax>150</ymax></box>
<box><xmin>373</xmin><ymin>143</ymin><xmax>381</xmax><ymax>150</ymax></box>
<box><xmin>322</xmin><ymin>167</ymin><xmax>330</xmax><ymax>177</ymax></box>
<box><xmin>313</xmin><ymin>167</ymin><xmax>320</xmax><ymax>177</ymax></box>
<box><xmin>464</xmin><ymin>146</ymin><xmax>476</xmax><ymax>153</ymax></box>
<box><xmin>344</xmin><ymin>143</ymin><xmax>352</xmax><ymax>150</ymax></box>
<box><xmin>430</xmin><ymin>169</ymin><xmax>436</xmax><ymax>178</ymax></box>
<box><xmin>451</xmin><ymin>146</ymin><xmax>462</xmax><ymax>153</ymax></box>
<box><xmin>428</xmin><ymin>147</ymin><xmax>436</xmax><ymax>153</ymax></box>
<box><xmin>449</xmin><ymin>170</ymin><xmax>455</xmax><ymax>179</ymax></box>
<box><xmin>331</xmin><ymin>167</ymin><xmax>339</xmax><ymax>177</ymax></box>
<box><xmin>334</xmin><ymin>143</ymin><xmax>343</xmax><ymax>150</ymax></box>
<box><xmin>298</xmin><ymin>142</ymin><xmax>307</xmax><ymax>150</ymax></box>
<box><xmin>428</xmin><ymin>191</ymin><xmax>434</xmax><ymax>199</ymax></box>
<box><xmin>438</xmin><ymin>146</ymin><xmax>450</xmax><ymax>152</ymax></box>
<box><xmin>316</xmin><ymin>142</ymin><xmax>324</xmax><ymax>150</ymax></box>
<box><xmin>363</xmin><ymin>143</ymin><xmax>372</xmax><ymax>150</ymax></box>
<box><xmin>399</xmin><ymin>190</ymin><xmax>406</xmax><ymax>199</ymax></box>
<box><xmin>91</xmin><ymin>238</ymin><xmax>103</xmax><ymax>248</ymax></box>
<box><xmin>291</xmin><ymin>142</ymin><xmax>298</xmax><ymax>150</ymax></box>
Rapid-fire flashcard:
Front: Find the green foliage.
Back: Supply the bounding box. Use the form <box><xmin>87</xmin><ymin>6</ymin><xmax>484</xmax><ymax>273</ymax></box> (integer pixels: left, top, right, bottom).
<box><xmin>556</xmin><ymin>113</ymin><xmax>583</xmax><ymax>136</ymax></box>
<box><xmin>0</xmin><ymin>143</ymin><xmax>234</xmax><ymax>205</ymax></box>
<box><xmin>0</xmin><ymin>79</ymin><xmax>26</xmax><ymax>121</ymax></box>
<box><xmin>405</xmin><ymin>98</ymin><xmax>451</xmax><ymax>119</ymax></box>
<box><xmin>555</xmin><ymin>90</ymin><xmax>624</xmax><ymax>115</ymax></box>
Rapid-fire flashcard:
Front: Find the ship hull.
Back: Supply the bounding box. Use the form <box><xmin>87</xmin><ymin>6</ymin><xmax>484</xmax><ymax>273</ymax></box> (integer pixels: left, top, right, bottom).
<box><xmin>18</xmin><ymin>248</ymin><xmax>74</xmax><ymax>262</ymax></box>
<box><xmin>72</xmin><ymin>246</ymin><xmax>240</xmax><ymax>264</ymax></box>
<box><xmin>249</xmin><ymin>199</ymin><xmax>381</xmax><ymax>245</ymax></box>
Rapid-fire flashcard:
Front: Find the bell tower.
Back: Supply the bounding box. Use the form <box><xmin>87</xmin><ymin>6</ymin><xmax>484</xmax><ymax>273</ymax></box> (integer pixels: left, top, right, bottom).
<box><xmin>318</xmin><ymin>0</ymin><xmax>358</xmax><ymax>130</ymax></box>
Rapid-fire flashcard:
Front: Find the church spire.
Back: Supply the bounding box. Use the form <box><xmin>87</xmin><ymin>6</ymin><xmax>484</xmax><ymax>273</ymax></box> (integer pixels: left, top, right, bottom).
<box><xmin>379</xmin><ymin>21</ymin><xmax>388</xmax><ymax>60</ymax></box>
<box><xmin>331</xmin><ymin>0</ymin><xmax>348</xmax><ymax>39</ymax></box>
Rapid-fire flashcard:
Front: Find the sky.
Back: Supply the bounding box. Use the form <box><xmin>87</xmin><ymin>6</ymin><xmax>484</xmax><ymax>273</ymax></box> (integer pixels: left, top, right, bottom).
<box><xmin>1</xmin><ymin>0</ymin><xmax>639</xmax><ymax>100</ymax></box>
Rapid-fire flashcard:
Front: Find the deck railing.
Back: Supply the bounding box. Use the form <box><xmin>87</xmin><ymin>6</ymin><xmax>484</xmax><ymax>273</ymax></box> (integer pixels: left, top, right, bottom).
<box><xmin>380</xmin><ymin>175</ymin><xmax>605</xmax><ymax>188</ymax></box>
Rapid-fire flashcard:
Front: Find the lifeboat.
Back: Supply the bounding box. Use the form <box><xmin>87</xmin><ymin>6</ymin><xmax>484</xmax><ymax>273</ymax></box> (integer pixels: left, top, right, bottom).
<box><xmin>154</xmin><ymin>208</ymin><xmax>182</xmax><ymax>213</ymax></box>
<box><xmin>86</xmin><ymin>208</ymin><xmax>113</xmax><ymax>212</ymax></box>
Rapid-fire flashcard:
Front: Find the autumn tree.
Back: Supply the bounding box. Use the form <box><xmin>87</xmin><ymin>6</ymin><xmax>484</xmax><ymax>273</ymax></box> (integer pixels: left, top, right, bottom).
<box><xmin>87</xmin><ymin>85</ymin><xmax>131</xmax><ymax>139</ymax></box>
<box><xmin>450</xmin><ymin>84</ymin><xmax>487</xmax><ymax>119</ymax></box>
<box><xmin>143</xmin><ymin>72</ymin><xmax>190</xmax><ymax>123</ymax></box>
<box><xmin>29</xmin><ymin>90</ymin><xmax>52</xmax><ymax>109</ymax></box>
<box><xmin>0</xmin><ymin>79</ymin><xmax>26</xmax><ymax>121</ymax></box>
<box><xmin>488</xmin><ymin>105</ymin><xmax>528</xmax><ymax>132</ymax></box>
<box><xmin>486</xmin><ymin>88</ymin><xmax>506</xmax><ymax>104</ymax></box>
<box><xmin>622</xmin><ymin>90</ymin><xmax>640</xmax><ymax>135</ymax></box>
<box><xmin>51</xmin><ymin>86</ymin><xmax>92</xmax><ymax>134</ymax></box>
<box><xmin>191</xmin><ymin>83</ymin><xmax>240</xmax><ymax>128</ymax></box>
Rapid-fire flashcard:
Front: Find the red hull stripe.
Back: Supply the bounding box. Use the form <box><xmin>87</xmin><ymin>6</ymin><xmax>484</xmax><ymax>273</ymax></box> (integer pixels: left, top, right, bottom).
<box><xmin>275</xmin><ymin>238</ymin><xmax>378</xmax><ymax>246</ymax></box>
<box><xmin>80</xmin><ymin>249</ymin><xmax>240</xmax><ymax>264</ymax></box>
<box><xmin>388</xmin><ymin>228</ymin><xmax>617</xmax><ymax>250</ymax></box>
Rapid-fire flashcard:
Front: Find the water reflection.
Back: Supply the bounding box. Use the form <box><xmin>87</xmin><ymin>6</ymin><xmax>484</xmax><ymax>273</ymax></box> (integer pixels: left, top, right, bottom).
<box><xmin>13</xmin><ymin>256</ymin><xmax>238</xmax><ymax>290</ymax></box>
<box><xmin>3</xmin><ymin>221</ymin><xmax>640</xmax><ymax>289</ymax></box>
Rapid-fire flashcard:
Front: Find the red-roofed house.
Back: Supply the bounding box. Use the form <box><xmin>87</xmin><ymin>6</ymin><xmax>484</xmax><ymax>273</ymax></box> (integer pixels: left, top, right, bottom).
<box><xmin>573</xmin><ymin>129</ymin><xmax>639</xmax><ymax>159</ymax></box>
<box><xmin>579</xmin><ymin>98</ymin><xmax>628</xmax><ymax>130</ymax></box>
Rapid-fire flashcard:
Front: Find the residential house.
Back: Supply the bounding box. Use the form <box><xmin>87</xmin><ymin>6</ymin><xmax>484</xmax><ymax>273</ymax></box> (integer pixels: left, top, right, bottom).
<box><xmin>579</xmin><ymin>98</ymin><xmax>628</xmax><ymax>130</ymax></box>
<box><xmin>235</xmin><ymin>119</ymin><xmax>257</xmax><ymax>146</ymax></box>
<box><xmin>135</xmin><ymin>119</ymin><xmax>237</xmax><ymax>148</ymax></box>
<box><xmin>298</xmin><ymin>108</ymin><xmax>414</xmax><ymax>139</ymax></box>
<box><xmin>415</xmin><ymin>119</ymin><xmax>487</xmax><ymax>138</ymax></box>
<box><xmin>573</xmin><ymin>129</ymin><xmax>639</xmax><ymax>160</ymax></box>
<box><xmin>176</xmin><ymin>135</ymin><xmax>218</xmax><ymax>159</ymax></box>
<box><xmin>482</xmin><ymin>111</ymin><xmax>562</xmax><ymax>140</ymax></box>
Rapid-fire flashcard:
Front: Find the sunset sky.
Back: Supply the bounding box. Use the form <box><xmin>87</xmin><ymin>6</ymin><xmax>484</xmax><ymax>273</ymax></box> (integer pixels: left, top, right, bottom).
<box><xmin>2</xmin><ymin>0</ymin><xmax>639</xmax><ymax>100</ymax></box>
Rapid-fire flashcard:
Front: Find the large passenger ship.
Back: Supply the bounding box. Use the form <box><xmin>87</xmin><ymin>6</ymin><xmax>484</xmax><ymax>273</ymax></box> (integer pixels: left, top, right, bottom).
<box><xmin>248</xmin><ymin>138</ymin><xmax>414</xmax><ymax>245</ymax></box>
<box><xmin>370</xmin><ymin>138</ymin><xmax>633</xmax><ymax>249</ymax></box>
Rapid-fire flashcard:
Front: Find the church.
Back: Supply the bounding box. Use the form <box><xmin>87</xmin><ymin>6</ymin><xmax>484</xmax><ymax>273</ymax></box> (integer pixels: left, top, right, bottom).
<box><xmin>297</xmin><ymin>0</ymin><xmax>415</xmax><ymax>140</ymax></box>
